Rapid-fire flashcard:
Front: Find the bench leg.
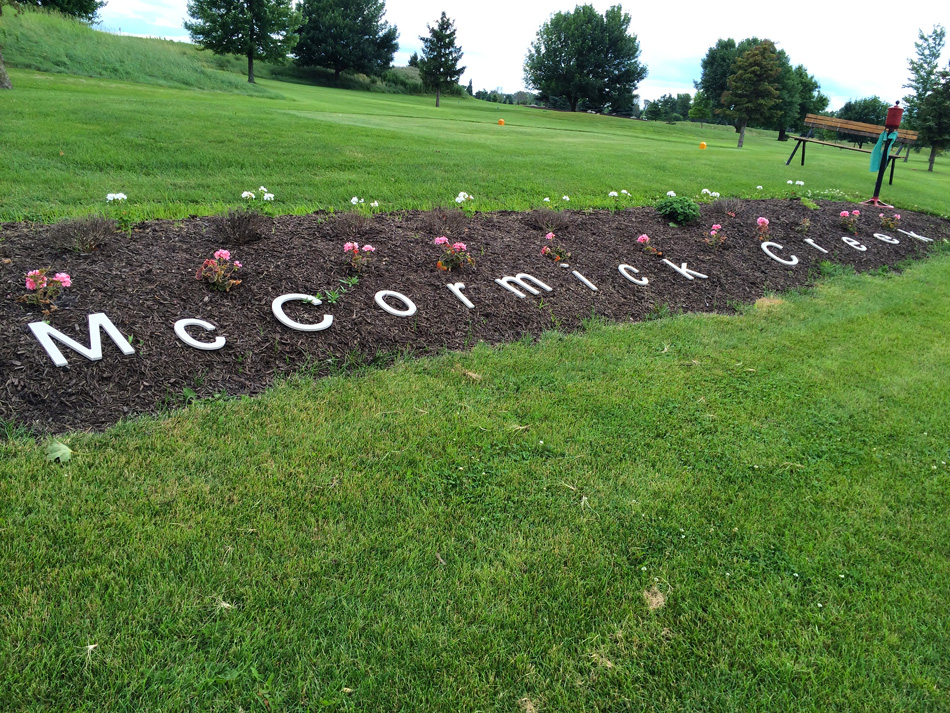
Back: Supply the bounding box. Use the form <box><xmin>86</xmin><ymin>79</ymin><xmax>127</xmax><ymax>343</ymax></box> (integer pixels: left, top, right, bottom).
<box><xmin>801</xmin><ymin>141</ymin><xmax>806</xmax><ymax>166</ymax></box>
<box><xmin>889</xmin><ymin>156</ymin><xmax>897</xmax><ymax>186</ymax></box>
<box><xmin>786</xmin><ymin>140</ymin><xmax>802</xmax><ymax>166</ymax></box>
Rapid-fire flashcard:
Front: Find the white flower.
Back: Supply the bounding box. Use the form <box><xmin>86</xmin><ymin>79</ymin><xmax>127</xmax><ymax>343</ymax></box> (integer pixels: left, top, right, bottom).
<box><xmin>667</xmin><ymin>191</ymin><xmax>676</xmax><ymax>197</ymax></box>
<box><xmin>562</xmin><ymin>195</ymin><xmax>570</xmax><ymax>201</ymax></box>
<box><xmin>608</xmin><ymin>191</ymin><xmax>618</xmax><ymax>197</ymax></box>
<box><xmin>259</xmin><ymin>186</ymin><xmax>267</xmax><ymax>192</ymax></box>
<box><xmin>360</xmin><ymin>198</ymin><xmax>364</xmax><ymax>203</ymax></box>
<box><xmin>351</xmin><ymin>196</ymin><xmax>359</xmax><ymax>204</ymax></box>
<box><xmin>787</xmin><ymin>180</ymin><xmax>793</xmax><ymax>185</ymax></box>
<box><xmin>701</xmin><ymin>188</ymin><xmax>711</xmax><ymax>195</ymax></box>
<box><xmin>263</xmin><ymin>193</ymin><xmax>274</xmax><ymax>201</ymax></box>
<box><xmin>107</xmin><ymin>193</ymin><xmax>127</xmax><ymax>202</ymax></box>
<box><xmin>795</xmin><ymin>180</ymin><xmax>804</xmax><ymax>186</ymax></box>
<box><xmin>455</xmin><ymin>195</ymin><xmax>465</xmax><ymax>203</ymax></box>
<box><xmin>543</xmin><ymin>197</ymin><xmax>550</xmax><ymax>202</ymax></box>
<box><xmin>242</xmin><ymin>191</ymin><xmax>255</xmax><ymax>200</ymax></box>
<box><xmin>370</xmin><ymin>201</ymin><xmax>379</xmax><ymax>208</ymax></box>
<box><xmin>757</xmin><ymin>185</ymin><xmax>763</xmax><ymax>190</ymax></box>
<box><xmin>621</xmin><ymin>189</ymin><xmax>629</xmax><ymax>195</ymax></box>
<box><xmin>711</xmin><ymin>192</ymin><xmax>720</xmax><ymax>197</ymax></box>
<box><xmin>817</xmin><ymin>603</ymin><xmax>823</xmax><ymax>608</ymax></box>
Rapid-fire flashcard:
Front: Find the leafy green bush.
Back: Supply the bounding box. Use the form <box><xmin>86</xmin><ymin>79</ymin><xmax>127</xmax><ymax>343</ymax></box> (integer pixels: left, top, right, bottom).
<box><xmin>655</xmin><ymin>196</ymin><xmax>700</xmax><ymax>224</ymax></box>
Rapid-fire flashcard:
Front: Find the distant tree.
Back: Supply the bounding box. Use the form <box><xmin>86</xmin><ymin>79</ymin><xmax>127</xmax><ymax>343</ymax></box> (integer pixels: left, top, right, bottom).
<box><xmin>768</xmin><ymin>50</ymin><xmax>800</xmax><ymax>140</ymax></box>
<box><xmin>466</xmin><ymin>79</ymin><xmax>473</xmax><ymax>96</ymax></box>
<box><xmin>408</xmin><ymin>52</ymin><xmax>419</xmax><ymax>67</ymax></box>
<box><xmin>418</xmin><ymin>12</ymin><xmax>464</xmax><ymax>107</ymax></box>
<box><xmin>916</xmin><ymin>67</ymin><xmax>950</xmax><ymax>171</ymax></box>
<box><xmin>836</xmin><ymin>96</ymin><xmax>889</xmax><ymax>147</ymax></box>
<box><xmin>524</xmin><ymin>4</ymin><xmax>646</xmax><ymax>113</ymax></box>
<box><xmin>644</xmin><ymin>97</ymin><xmax>665</xmax><ymax>121</ymax></box>
<box><xmin>674</xmin><ymin>93</ymin><xmax>692</xmax><ymax>119</ymax></box>
<box><xmin>20</xmin><ymin>0</ymin><xmax>104</xmax><ymax>22</ymax></box>
<box><xmin>294</xmin><ymin>0</ymin><xmax>397</xmax><ymax>80</ymax></box>
<box><xmin>0</xmin><ymin>50</ymin><xmax>10</xmax><ymax>90</ymax></box>
<box><xmin>185</xmin><ymin>0</ymin><xmax>301</xmax><ymax>83</ymax></box>
<box><xmin>688</xmin><ymin>90</ymin><xmax>712</xmax><ymax>124</ymax></box>
<box><xmin>903</xmin><ymin>25</ymin><xmax>946</xmax><ymax>129</ymax></box>
<box><xmin>720</xmin><ymin>40</ymin><xmax>782</xmax><ymax>147</ymax></box>
<box><xmin>474</xmin><ymin>88</ymin><xmax>488</xmax><ymax>101</ymax></box>
<box><xmin>511</xmin><ymin>90</ymin><xmax>534</xmax><ymax>105</ymax></box>
<box><xmin>791</xmin><ymin>64</ymin><xmax>829</xmax><ymax>132</ymax></box>
<box><xmin>696</xmin><ymin>36</ymin><xmax>759</xmax><ymax>130</ymax></box>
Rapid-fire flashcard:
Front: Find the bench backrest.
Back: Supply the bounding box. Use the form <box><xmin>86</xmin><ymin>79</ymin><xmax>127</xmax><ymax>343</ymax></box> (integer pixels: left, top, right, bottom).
<box><xmin>803</xmin><ymin>114</ymin><xmax>918</xmax><ymax>142</ymax></box>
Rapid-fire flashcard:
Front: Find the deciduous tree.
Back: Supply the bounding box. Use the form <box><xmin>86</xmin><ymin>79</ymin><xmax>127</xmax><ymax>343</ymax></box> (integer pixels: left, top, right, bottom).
<box><xmin>524</xmin><ymin>4</ymin><xmax>646</xmax><ymax>113</ymax></box>
<box><xmin>418</xmin><ymin>12</ymin><xmax>464</xmax><ymax>107</ymax></box>
<box><xmin>791</xmin><ymin>64</ymin><xmax>829</xmax><ymax>132</ymax></box>
<box><xmin>294</xmin><ymin>0</ymin><xmax>397</xmax><ymax>80</ymax></box>
<box><xmin>720</xmin><ymin>40</ymin><xmax>782</xmax><ymax>148</ymax></box>
<box><xmin>836</xmin><ymin>96</ymin><xmax>888</xmax><ymax>148</ymax></box>
<box><xmin>688</xmin><ymin>90</ymin><xmax>712</xmax><ymax>124</ymax></box>
<box><xmin>185</xmin><ymin>0</ymin><xmax>301</xmax><ymax>84</ymax></box>
<box><xmin>19</xmin><ymin>0</ymin><xmax>104</xmax><ymax>22</ymax></box>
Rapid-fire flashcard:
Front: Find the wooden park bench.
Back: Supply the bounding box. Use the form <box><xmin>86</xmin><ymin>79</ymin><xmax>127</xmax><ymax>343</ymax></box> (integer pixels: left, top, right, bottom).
<box><xmin>786</xmin><ymin>114</ymin><xmax>918</xmax><ymax>185</ymax></box>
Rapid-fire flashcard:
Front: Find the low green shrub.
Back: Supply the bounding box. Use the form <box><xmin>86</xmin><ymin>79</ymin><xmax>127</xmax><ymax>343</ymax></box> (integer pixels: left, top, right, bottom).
<box><xmin>655</xmin><ymin>196</ymin><xmax>700</xmax><ymax>224</ymax></box>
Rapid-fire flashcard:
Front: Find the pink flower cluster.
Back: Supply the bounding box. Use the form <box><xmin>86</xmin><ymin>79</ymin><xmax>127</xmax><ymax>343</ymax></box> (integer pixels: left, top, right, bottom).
<box><xmin>25</xmin><ymin>270</ymin><xmax>71</xmax><ymax>291</ymax></box>
<box><xmin>709</xmin><ymin>223</ymin><xmax>722</xmax><ymax>237</ymax></box>
<box><xmin>637</xmin><ymin>234</ymin><xmax>650</xmax><ymax>244</ymax></box>
<box><xmin>433</xmin><ymin>236</ymin><xmax>474</xmax><ymax>271</ymax></box>
<box><xmin>344</xmin><ymin>242</ymin><xmax>376</xmax><ymax>254</ymax></box>
<box><xmin>213</xmin><ymin>249</ymin><xmax>242</xmax><ymax>268</ymax></box>
<box><xmin>839</xmin><ymin>209</ymin><xmax>860</xmax><ymax>235</ymax></box>
<box><xmin>344</xmin><ymin>241</ymin><xmax>376</xmax><ymax>271</ymax></box>
<box><xmin>756</xmin><ymin>217</ymin><xmax>770</xmax><ymax>240</ymax></box>
<box><xmin>637</xmin><ymin>234</ymin><xmax>660</xmax><ymax>255</ymax></box>
<box><xmin>196</xmin><ymin>250</ymin><xmax>242</xmax><ymax>291</ymax></box>
<box><xmin>879</xmin><ymin>212</ymin><xmax>901</xmax><ymax>230</ymax></box>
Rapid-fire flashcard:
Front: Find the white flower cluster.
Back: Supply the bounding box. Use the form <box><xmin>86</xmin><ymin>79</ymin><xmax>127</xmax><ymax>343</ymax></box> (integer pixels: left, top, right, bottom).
<box><xmin>106</xmin><ymin>193</ymin><xmax>127</xmax><ymax>202</ymax></box>
<box><xmin>243</xmin><ymin>186</ymin><xmax>274</xmax><ymax>201</ymax></box>
<box><xmin>351</xmin><ymin>196</ymin><xmax>364</xmax><ymax>205</ymax></box>
<box><xmin>667</xmin><ymin>191</ymin><xmax>676</xmax><ymax>197</ymax></box>
<box><xmin>455</xmin><ymin>191</ymin><xmax>474</xmax><ymax>204</ymax></box>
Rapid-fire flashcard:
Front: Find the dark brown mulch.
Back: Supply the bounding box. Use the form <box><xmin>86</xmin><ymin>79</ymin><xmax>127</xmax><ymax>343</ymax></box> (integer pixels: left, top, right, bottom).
<box><xmin>1</xmin><ymin>199</ymin><xmax>947</xmax><ymax>435</ymax></box>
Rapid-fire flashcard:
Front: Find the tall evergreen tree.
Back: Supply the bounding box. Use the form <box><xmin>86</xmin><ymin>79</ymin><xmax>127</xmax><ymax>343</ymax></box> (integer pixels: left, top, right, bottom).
<box><xmin>185</xmin><ymin>0</ymin><xmax>301</xmax><ymax>83</ymax></box>
<box><xmin>903</xmin><ymin>25</ymin><xmax>946</xmax><ymax>129</ymax></box>
<box><xmin>720</xmin><ymin>40</ymin><xmax>782</xmax><ymax>148</ymax></box>
<box><xmin>524</xmin><ymin>4</ymin><xmax>646</xmax><ymax>114</ymax></box>
<box><xmin>916</xmin><ymin>67</ymin><xmax>950</xmax><ymax>171</ymax></box>
<box><xmin>294</xmin><ymin>0</ymin><xmax>397</xmax><ymax>80</ymax></box>
<box><xmin>791</xmin><ymin>64</ymin><xmax>829</xmax><ymax>132</ymax></box>
<box><xmin>418</xmin><ymin>12</ymin><xmax>464</xmax><ymax>107</ymax></box>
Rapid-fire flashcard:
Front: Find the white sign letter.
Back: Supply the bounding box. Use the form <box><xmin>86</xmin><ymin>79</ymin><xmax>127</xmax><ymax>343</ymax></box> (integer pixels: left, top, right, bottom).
<box><xmin>803</xmin><ymin>238</ymin><xmax>829</xmax><ymax>254</ymax></box>
<box><xmin>374</xmin><ymin>290</ymin><xmax>417</xmax><ymax>317</ymax></box>
<box><xmin>29</xmin><ymin>313</ymin><xmax>135</xmax><ymax>368</ymax></box>
<box><xmin>661</xmin><ymin>259</ymin><xmax>708</xmax><ymax>281</ymax></box>
<box><xmin>897</xmin><ymin>229</ymin><xmax>933</xmax><ymax>243</ymax></box>
<box><xmin>272</xmin><ymin>294</ymin><xmax>334</xmax><ymax>332</ymax></box>
<box><xmin>174</xmin><ymin>318</ymin><xmax>226</xmax><ymax>351</ymax></box>
<box><xmin>571</xmin><ymin>270</ymin><xmax>598</xmax><ymax>291</ymax></box>
<box><xmin>841</xmin><ymin>236</ymin><xmax>867</xmax><ymax>251</ymax></box>
<box><xmin>872</xmin><ymin>233</ymin><xmax>899</xmax><ymax>244</ymax></box>
<box><xmin>446</xmin><ymin>282</ymin><xmax>474</xmax><ymax>309</ymax></box>
<box><xmin>760</xmin><ymin>241</ymin><xmax>799</xmax><ymax>266</ymax></box>
<box><xmin>494</xmin><ymin>273</ymin><xmax>553</xmax><ymax>299</ymax></box>
<box><xmin>618</xmin><ymin>264</ymin><xmax>648</xmax><ymax>286</ymax></box>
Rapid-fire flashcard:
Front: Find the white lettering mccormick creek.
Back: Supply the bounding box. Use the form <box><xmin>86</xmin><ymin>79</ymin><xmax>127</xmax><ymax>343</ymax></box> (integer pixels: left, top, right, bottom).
<box><xmin>26</xmin><ymin>231</ymin><xmax>925</xmax><ymax>368</ymax></box>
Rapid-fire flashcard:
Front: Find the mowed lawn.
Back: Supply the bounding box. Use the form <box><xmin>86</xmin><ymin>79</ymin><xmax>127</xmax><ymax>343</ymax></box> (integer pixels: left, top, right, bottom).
<box><xmin>1</xmin><ymin>58</ymin><xmax>950</xmax><ymax>710</ymax></box>
<box><xmin>1</xmin><ymin>68</ymin><xmax>949</xmax><ymax>221</ymax></box>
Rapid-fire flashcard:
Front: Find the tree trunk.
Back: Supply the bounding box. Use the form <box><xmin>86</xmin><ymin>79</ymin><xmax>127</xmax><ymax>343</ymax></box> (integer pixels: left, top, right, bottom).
<box><xmin>570</xmin><ymin>98</ymin><xmax>578</xmax><ymax>112</ymax></box>
<box><xmin>929</xmin><ymin>144</ymin><xmax>937</xmax><ymax>172</ymax></box>
<box><xmin>0</xmin><ymin>50</ymin><xmax>12</xmax><ymax>90</ymax></box>
<box><xmin>777</xmin><ymin>127</ymin><xmax>788</xmax><ymax>141</ymax></box>
<box><xmin>334</xmin><ymin>67</ymin><xmax>341</xmax><ymax>80</ymax></box>
<box><xmin>737</xmin><ymin>122</ymin><xmax>747</xmax><ymax>148</ymax></box>
<box><xmin>247</xmin><ymin>53</ymin><xmax>255</xmax><ymax>84</ymax></box>
<box><xmin>435</xmin><ymin>86</ymin><xmax>440</xmax><ymax>107</ymax></box>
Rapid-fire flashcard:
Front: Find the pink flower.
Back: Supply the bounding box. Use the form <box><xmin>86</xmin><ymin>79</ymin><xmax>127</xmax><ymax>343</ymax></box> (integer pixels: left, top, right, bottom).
<box><xmin>452</xmin><ymin>242</ymin><xmax>467</xmax><ymax>252</ymax></box>
<box><xmin>433</xmin><ymin>236</ymin><xmax>449</xmax><ymax>246</ymax></box>
<box><xmin>362</xmin><ymin>245</ymin><xmax>376</xmax><ymax>252</ymax></box>
<box><xmin>709</xmin><ymin>230</ymin><xmax>718</xmax><ymax>237</ymax></box>
<box><xmin>214</xmin><ymin>249</ymin><xmax>231</xmax><ymax>261</ymax></box>
<box><xmin>637</xmin><ymin>234</ymin><xmax>650</xmax><ymax>244</ymax></box>
<box><xmin>840</xmin><ymin>211</ymin><xmax>850</xmax><ymax>218</ymax></box>
<box><xmin>545</xmin><ymin>232</ymin><xmax>555</xmax><ymax>240</ymax></box>
<box><xmin>233</xmin><ymin>262</ymin><xmax>242</xmax><ymax>269</ymax></box>
<box><xmin>541</xmin><ymin>246</ymin><xmax>550</xmax><ymax>256</ymax></box>
<box><xmin>712</xmin><ymin>224</ymin><xmax>721</xmax><ymax>230</ymax></box>
<box><xmin>53</xmin><ymin>273</ymin><xmax>71</xmax><ymax>287</ymax></box>
<box><xmin>852</xmin><ymin>210</ymin><xmax>860</xmax><ymax>216</ymax></box>
<box><xmin>757</xmin><ymin>217</ymin><xmax>769</xmax><ymax>227</ymax></box>
<box><xmin>25</xmin><ymin>277</ymin><xmax>37</xmax><ymax>290</ymax></box>
<box><xmin>879</xmin><ymin>213</ymin><xmax>885</xmax><ymax>218</ymax></box>
<box><xmin>894</xmin><ymin>214</ymin><xmax>900</xmax><ymax>219</ymax></box>
<box><xmin>343</xmin><ymin>242</ymin><xmax>357</xmax><ymax>253</ymax></box>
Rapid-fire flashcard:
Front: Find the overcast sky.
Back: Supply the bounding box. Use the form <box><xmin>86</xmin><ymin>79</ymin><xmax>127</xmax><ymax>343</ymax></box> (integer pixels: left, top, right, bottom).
<box><xmin>97</xmin><ymin>0</ymin><xmax>948</xmax><ymax>110</ymax></box>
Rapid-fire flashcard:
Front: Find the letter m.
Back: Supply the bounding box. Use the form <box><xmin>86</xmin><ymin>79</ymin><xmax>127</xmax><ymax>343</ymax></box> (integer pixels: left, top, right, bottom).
<box><xmin>494</xmin><ymin>273</ymin><xmax>553</xmax><ymax>299</ymax></box>
<box><xmin>29</xmin><ymin>313</ymin><xmax>136</xmax><ymax>368</ymax></box>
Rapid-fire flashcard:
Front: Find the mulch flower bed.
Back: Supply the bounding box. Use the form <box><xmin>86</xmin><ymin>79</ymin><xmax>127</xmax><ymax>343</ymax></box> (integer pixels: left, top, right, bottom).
<box><xmin>1</xmin><ymin>199</ymin><xmax>947</xmax><ymax>434</ymax></box>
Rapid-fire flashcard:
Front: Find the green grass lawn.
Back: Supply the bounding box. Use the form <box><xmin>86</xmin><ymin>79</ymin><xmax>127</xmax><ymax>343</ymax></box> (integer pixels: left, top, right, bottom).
<box><xmin>2</xmin><ymin>255</ymin><xmax>950</xmax><ymax>710</ymax></box>
<box><xmin>1</xmin><ymin>66</ymin><xmax>948</xmax><ymax>222</ymax></box>
<box><xmin>2</xmin><ymin>21</ymin><xmax>950</xmax><ymax>710</ymax></box>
